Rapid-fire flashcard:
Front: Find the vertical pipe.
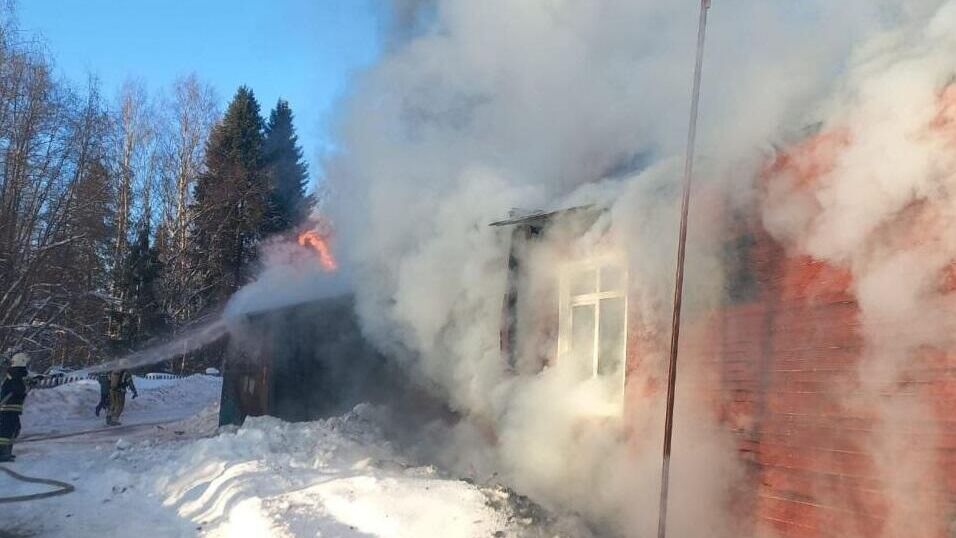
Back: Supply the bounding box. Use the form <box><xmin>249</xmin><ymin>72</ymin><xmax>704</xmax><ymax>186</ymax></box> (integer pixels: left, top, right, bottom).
<box><xmin>657</xmin><ymin>1</ymin><xmax>711</xmax><ymax>537</ymax></box>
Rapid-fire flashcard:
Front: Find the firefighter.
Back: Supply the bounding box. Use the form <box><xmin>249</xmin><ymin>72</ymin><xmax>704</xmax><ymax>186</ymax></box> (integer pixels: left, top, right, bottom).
<box><xmin>94</xmin><ymin>373</ymin><xmax>110</xmax><ymax>417</ymax></box>
<box><xmin>0</xmin><ymin>352</ymin><xmax>31</xmax><ymax>462</ymax></box>
<box><xmin>106</xmin><ymin>369</ymin><xmax>137</xmax><ymax>426</ymax></box>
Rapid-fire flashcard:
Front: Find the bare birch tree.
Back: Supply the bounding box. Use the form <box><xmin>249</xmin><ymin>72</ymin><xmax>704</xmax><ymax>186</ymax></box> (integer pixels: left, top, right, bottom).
<box><xmin>155</xmin><ymin>74</ymin><xmax>218</xmax><ymax>324</ymax></box>
<box><xmin>0</xmin><ymin>23</ymin><xmax>114</xmax><ymax>369</ymax></box>
<box><xmin>106</xmin><ymin>79</ymin><xmax>162</xmax><ymax>344</ymax></box>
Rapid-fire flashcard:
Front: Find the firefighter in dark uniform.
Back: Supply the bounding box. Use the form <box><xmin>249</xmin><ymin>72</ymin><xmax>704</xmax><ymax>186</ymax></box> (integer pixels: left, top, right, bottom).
<box><xmin>94</xmin><ymin>373</ymin><xmax>110</xmax><ymax>417</ymax></box>
<box><xmin>0</xmin><ymin>352</ymin><xmax>31</xmax><ymax>462</ymax></box>
<box><xmin>106</xmin><ymin>369</ymin><xmax>137</xmax><ymax>426</ymax></box>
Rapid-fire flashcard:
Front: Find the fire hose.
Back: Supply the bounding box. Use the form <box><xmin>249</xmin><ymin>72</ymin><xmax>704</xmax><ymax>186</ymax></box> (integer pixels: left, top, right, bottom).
<box><xmin>0</xmin><ymin>464</ymin><xmax>74</xmax><ymax>503</ymax></box>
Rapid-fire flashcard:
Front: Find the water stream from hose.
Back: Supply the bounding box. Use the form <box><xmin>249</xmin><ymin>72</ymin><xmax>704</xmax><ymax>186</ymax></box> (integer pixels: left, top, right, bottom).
<box><xmin>75</xmin><ymin>316</ymin><xmax>229</xmax><ymax>376</ymax></box>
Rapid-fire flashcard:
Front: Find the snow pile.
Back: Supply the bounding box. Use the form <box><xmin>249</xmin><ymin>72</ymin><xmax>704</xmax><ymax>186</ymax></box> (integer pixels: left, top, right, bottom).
<box><xmin>21</xmin><ymin>375</ymin><xmax>222</xmax><ymax>435</ymax></box>
<box><xmin>21</xmin><ymin>378</ymin><xmax>101</xmax><ymax>420</ymax></box>
<box><xmin>143</xmin><ymin>404</ymin><xmax>517</xmax><ymax>537</ymax></box>
<box><xmin>132</xmin><ymin>375</ymin><xmax>222</xmax><ymax>409</ymax></box>
<box><xmin>24</xmin><ymin>375</ymin><xmax>220</xmax><ymax>419</ymax></box>
<box><xmin>7</xmin><ymin>376</ymin><xmax>587</xmax><ymax>537</ymax></box>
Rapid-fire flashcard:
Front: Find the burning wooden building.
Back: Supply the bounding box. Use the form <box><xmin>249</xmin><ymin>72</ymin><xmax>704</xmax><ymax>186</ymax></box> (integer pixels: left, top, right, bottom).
<box><xmin>218</xmin><ymin>88</ymin><xmax>956</xmax><ymax>535</ymax></box>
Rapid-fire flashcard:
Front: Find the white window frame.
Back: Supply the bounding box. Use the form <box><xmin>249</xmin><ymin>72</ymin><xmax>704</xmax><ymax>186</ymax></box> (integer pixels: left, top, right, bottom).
<box><xmin>557</xmin><ymin>255</ymin><xmax>628</xmax><ymax>411</ymax></box>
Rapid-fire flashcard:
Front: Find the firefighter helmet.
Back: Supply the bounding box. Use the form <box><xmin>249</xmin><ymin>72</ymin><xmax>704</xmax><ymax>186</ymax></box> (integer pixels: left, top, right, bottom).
<box><xmin>10</xmin><ymin>352</ymin><xmax>30</xmax><ymax>368</ymax></box>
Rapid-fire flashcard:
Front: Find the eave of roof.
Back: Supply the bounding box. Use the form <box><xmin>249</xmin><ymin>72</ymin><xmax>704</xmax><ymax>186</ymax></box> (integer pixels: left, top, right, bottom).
<box><xmin>488</xmin><ymin>204</ymin><xmax>596</xmax><ymax>227</ymax></box>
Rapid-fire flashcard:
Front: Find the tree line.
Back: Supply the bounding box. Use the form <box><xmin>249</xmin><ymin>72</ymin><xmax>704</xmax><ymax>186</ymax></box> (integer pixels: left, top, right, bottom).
<box><xmin>0</xmin><ymin>17</ymin><xmax>310</xmax><ymax>372</ymax></box>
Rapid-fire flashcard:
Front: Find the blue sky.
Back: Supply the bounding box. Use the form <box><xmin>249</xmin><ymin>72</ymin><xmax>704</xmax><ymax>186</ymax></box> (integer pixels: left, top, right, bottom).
<box><xmin>19</xmin><ymin>0</ymin><xmax>383</xmax><ymax>184</ymax></box>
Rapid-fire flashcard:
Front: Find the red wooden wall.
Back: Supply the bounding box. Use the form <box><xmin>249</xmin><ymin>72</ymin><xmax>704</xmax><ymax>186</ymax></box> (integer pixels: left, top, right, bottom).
<box><xmin>675</xmin><ymin>226</ymin><xmax>956</xmax><ymax>537</ymax></box>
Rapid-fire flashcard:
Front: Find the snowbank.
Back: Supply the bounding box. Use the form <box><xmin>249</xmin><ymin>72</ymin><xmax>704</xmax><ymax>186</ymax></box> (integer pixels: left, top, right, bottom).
<box><xmin>7</xmin><ymin>377</ymin><xmax>586</xmax><ymax>537</ymax></box>
<box><xmin>144</xmin><ymin>404</ymin><xmax>513</xmax><ymax>537</ymax></box>
<box><xmin>22</xmin><ymin>375</ymin><xmax>222</xmax><ymax>434</ymax></box>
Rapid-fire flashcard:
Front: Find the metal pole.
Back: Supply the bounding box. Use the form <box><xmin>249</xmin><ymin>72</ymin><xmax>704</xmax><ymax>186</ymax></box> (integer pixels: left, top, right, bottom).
<box><xmin>657</xmin><ymin>1</ymin><xmax>711</xmax><ymax>537</ymax></box>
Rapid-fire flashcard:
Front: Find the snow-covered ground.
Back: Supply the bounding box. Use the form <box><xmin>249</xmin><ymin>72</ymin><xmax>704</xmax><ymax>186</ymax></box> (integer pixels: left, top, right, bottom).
<box><xmin>21</xmin><ymin>375</ymin><xmax>221</xmax><ymax>438</ymax></box>
<box><xmin>1</xmin><ymin>376</ymin><xmax>579</xmax><ymax>537</ymax></box>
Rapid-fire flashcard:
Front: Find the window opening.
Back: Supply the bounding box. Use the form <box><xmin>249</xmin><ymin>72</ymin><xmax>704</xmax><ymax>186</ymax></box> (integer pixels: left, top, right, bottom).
<box><xmin>558</xmin><ymin>256</ymin><xmax>628</xmax><ymax>411</ymax></box>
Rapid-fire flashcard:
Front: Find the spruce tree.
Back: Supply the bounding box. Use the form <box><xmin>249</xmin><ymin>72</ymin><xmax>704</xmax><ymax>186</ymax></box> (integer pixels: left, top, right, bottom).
<box><xmin>262</xmin><ymin>99</ymin><xmax>310</xmax><ymax>235</ymax></box>
<box><xmin>129</xmin><ymin>223</ymin><xmax>165</xmax><ymax>340</ymax></box>
<box><xmin>111</xmin><ymin>222</ymin><xmax>165</xmax><ymax>348</ymax></box>
<box><xmin>192</xmin><ymin>86</ymin><xmax>268</xmax><ymax>306</ymax></box>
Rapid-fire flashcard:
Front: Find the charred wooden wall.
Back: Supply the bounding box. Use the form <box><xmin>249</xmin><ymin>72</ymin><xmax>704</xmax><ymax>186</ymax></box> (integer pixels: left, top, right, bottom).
<box><xmin>220</xmin><ymin>294</ymin><xmax>398</xmax><ymax>425</ymax></box>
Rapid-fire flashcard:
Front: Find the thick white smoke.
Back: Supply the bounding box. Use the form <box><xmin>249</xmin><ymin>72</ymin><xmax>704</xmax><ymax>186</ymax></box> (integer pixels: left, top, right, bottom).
<box><xmin>320</xmin><ymin>0</ymin><xmax>953</xmax><ymax>535</ymax></box>
<box><xmin>224</xmin><ymin>232</ymin><xmax>349</xmax><ymax>320</ymax></box>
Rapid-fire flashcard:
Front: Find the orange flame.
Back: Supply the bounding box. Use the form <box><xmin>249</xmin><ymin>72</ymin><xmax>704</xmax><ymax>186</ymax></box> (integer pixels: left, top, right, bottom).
<box><xmin>297</xmin><ymin>230</ymin><xmax>338</xmax><ymax>272</ymax></box>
